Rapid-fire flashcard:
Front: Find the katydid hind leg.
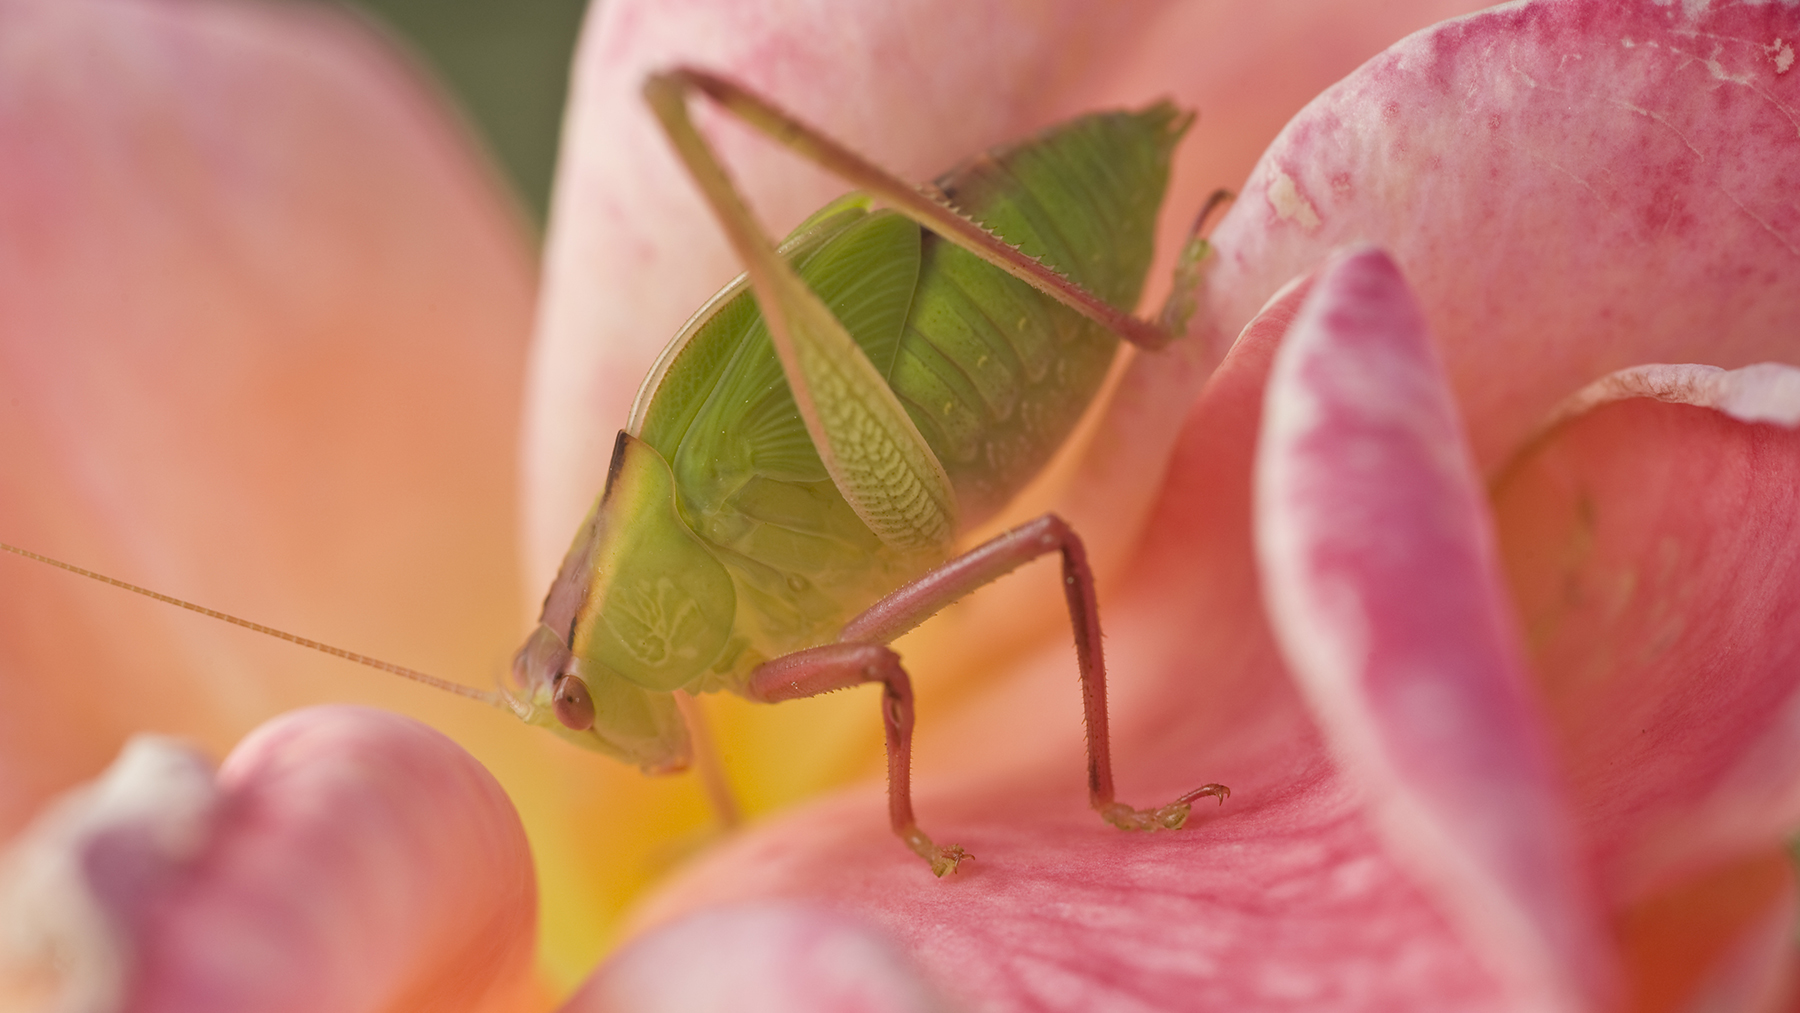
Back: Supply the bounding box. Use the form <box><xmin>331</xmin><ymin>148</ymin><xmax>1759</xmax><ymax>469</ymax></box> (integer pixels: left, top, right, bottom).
<box><xmin>849</xmin><ymin>513</ymin><xmax>1229</xmax><ymax>829</ymax></box>
<box><xmin>642</xmin><ymin>72</ymin><xmax>958</xmax><ymax>556</ymax></box>
<box><xmin>750</xmin><ymin>513</ymin><xmax>1229</xmax><ymax>875</ymax></box>
<box><xmin>652</xmin><ymin>66</ymin><xmax>1181</xmax><ymax>352</ymax></box>
<box><xmin>749</xmin><ymin>644</ymin><xmax>969</xmax><ymax>877</ymax></box>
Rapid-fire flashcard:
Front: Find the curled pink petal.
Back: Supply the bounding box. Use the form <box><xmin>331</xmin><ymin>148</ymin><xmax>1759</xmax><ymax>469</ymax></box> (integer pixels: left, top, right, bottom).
<box><xmin>567</xmin><ymin>903</ymin><xmax>950</xmax><ymax>1013</ymax></box>
<box><xmin>3</xmin><ymin>708</ymin><xmax>542</xmax><ymax>1013</ymax></box>
<box><xmin>1534</xmin><ymin>362</ymin><xmax>1800</xmax><ymax>438</ymax></box>
<box><xmin>1495</xmin><ymin>394</ymin><xmax>1800</xmax><ymax>900</ymax></box>
<box><xmin>1203</xmin><ymin>0</ymin><xmax>1800</xmax><ymax>469</ymax></box>
<box><xmin>1255</xmin><ymin>248</ymin><xmax>1612</xmax><ymax>1011</ymax></box>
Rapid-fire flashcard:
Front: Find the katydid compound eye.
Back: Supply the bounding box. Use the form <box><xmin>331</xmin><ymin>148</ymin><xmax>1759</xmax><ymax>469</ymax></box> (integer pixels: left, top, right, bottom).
<box><xmin>552</xmin><ymin>674</ymin><xmax>596</xmax><ymax>731</ymax></box>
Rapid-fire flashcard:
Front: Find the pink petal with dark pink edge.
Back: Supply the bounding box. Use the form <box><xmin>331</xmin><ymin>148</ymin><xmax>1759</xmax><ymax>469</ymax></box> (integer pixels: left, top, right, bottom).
<box><xmin>0</xmin><ymin>0</ymin><xmax>533</xmax><ymax>839</ymax></box>
<box><xmin>1255</xmin><ymin>248</ymin><xmax>1612</xmax><ymax>1011</ymax></box>
<box><xmin>4</xmin><ymin>707</ymin><xmax>543</xmax><ymax>1013</ymax></box>
<box><xmin>622</xmin><ymin>282</ymin><xmax>1524</xmax><ymax>1011</ymax></box>
<box><xmin>1495</xmin><ymin>391</ymin><xmax>1800</xmax><ymax>903</ymax></box>
<box><xmin>564</xmin><ymin>903</ymin><xmax>951</xmax><ymax>1013</ymax></box>
<box><xmin>1202</xmin><ymin>0</ymin><xmax>1800</xmax><ymax>472</ymax></box>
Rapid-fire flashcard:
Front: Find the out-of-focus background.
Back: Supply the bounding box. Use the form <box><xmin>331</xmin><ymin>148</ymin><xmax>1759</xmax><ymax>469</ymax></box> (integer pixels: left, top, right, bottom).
<box><xmin>327</xmin><ymin>0</ymin><xmax>589</xmax><ymax>226</ymax></box>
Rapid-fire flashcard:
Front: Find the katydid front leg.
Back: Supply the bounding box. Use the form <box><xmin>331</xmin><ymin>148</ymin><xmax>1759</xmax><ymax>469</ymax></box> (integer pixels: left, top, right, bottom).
<box><xmin>747</xmin><ymin>514</ymin><xmax>1230</xmax><ymax>876</ymax></box>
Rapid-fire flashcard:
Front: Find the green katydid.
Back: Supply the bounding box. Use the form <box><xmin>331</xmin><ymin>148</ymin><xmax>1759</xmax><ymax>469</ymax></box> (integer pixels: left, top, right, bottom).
<box><xmin>1</xmin><ymin>67</ymin><xmax>1229</xmax><ymax>877</ymax></box>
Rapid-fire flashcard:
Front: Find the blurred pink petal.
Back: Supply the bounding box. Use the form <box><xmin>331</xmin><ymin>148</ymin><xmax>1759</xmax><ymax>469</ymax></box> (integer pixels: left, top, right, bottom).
<box><xmin>1200</xmin><ymin>0</ymin><xmax>1800</xmax><ymax>470</ymax></box>
<box><xmin>1255</xmin><ymin>248</ymin><xmax>1611</xmax><ymax>1010</ymax></box>
<box><xmin>566</xmin><ymin>903</ymin><xmax>950</xmax><ymax>1013</ymax></box>
<box><xmin>3</xmin><ymin>707</ymin><xmax>542</xmax><ymax>1012</ymax></box>
<box><xmin>1613</xmin><ymin>851</ymin><xmax>1797</xmax><ymax>1013</ymax></box>
<box><xmin>0</xmin><ymin>0</ymin><xmax>532</xmax><ymax>841</ymax></box>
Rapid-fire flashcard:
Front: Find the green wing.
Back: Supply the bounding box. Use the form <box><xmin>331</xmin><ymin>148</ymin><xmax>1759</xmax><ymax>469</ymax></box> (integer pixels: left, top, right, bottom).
<box><xmin>889</xmin><ymin>105</ymin><xmax>1187</xmax><ymax>525</ymax></box>
<box><xmin>632</xmin><ymin>203</ymin><xmax>932</xmax><ymax>657</ymax></box>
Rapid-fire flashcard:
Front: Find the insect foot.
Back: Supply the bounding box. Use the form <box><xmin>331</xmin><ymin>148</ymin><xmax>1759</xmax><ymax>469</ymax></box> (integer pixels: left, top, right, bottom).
<box><xmin>902</xmin><ymin>825</ymin><xmax>970</xmax><ymax>877</ymax></box>
<box><xmin>1099</xmin><ymin>783</ymin><xmax>1231</xmax><ymax>833</ymax></box>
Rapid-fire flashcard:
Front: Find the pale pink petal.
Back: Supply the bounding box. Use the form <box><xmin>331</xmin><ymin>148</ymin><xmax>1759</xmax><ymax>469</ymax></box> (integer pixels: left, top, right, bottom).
<box><xmin>625</xmin><ymin>290</ymin><xmax>1523</xmax><ymax>1011</ymax></box>
<box><xmin>1494</xmin><ymin>393</ymin><xmax>1800</xmax><ymax>900</ymax></box>
<box><xmin>1203</xmin><ymin>0</ymin><xmax>1800</xmax><ymax>471</ymax></box>
<box><xmin>2</xmin><ymin>707</ymin><xmax>542</xmax><ymax>1013</ymax></box>
<box><xmin>1254</xmin><ymin>248</ymin><xmax>1612</xmax><ymax>1011</ymax></box>
<box><xmin>0</xmin><ymin>0</ymin><xmax>533</xmax><ymax>836</ymax></box>
<box><xmin>568</xmin><ymin>903</ymin><xmax>950</xmax><ymax>1013</ymax></box>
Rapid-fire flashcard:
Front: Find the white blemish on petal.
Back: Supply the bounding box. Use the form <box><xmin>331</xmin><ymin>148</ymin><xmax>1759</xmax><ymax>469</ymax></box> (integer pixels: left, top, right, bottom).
<box><xmin>1267</xmin><ymin>168</ymin><xmax>1322</xmax><ymax>230</ymax></box>
<box><xmin>0</xmin><ymin>736</ymin><xmax>220</xmax><ymax>1013</ymax></box>
<box><xmin>1770</xmin><ymin>38</ymin><xmax>1795</xmax><ymax>73</ymax></box>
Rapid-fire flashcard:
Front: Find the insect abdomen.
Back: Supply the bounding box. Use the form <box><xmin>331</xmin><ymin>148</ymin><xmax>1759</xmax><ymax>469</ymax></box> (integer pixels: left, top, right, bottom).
<box><xmin>891</xmin><ymin>105</ymin><xmax>1189</xmax><ymax>525</ymax></box>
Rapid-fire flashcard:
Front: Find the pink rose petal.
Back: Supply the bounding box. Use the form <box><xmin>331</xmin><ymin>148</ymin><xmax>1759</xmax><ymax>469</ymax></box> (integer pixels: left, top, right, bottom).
<box><xmin>1494</xmin><ymin>392</ymin><xmax>1800</xmax><ymax>901</ymax></box>
<box><xmin>4</xmin><ymin>707</ymin><xmax>543</xmax><ymax>1013</ymax></box>
<box><xmin>568</xmin><ymin>903</ymin><xmax>949</xmax><ymax>1013</ymax></box>
<box><xmin>1254</xmin><ymin>248</ymin><xmax>1613</xmax><ymax>1011</ymax></box>
<box><xmin>1203</xmin><ymin>0</ymin><xmax>1800</xmax><ymax>471</ymax></box>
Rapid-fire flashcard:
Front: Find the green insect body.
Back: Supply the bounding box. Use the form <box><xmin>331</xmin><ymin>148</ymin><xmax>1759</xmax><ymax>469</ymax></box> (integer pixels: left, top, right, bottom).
<box><xmin>506</xmin><ymin>102</ymin><xmax>1190</xmax><ymax>773</ymax></box>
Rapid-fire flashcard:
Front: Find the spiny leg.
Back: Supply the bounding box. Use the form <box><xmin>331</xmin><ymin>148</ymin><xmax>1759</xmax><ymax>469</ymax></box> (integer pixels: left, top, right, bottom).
<box><xmin>850</xmin><ymin>513</ymin><xmax>1228</xmax><ymax>830</ymax></box>
<box><xmin>643</xmin><ymin>66</ymin><xmax>1180</xmax><ymax>352</ymax></box>
<box><xmin>748</xmin><ymin>644</ymin><xmax>968</xmax><ymax>876</ymax></box>
<box><xmin>752</xmin><ymin>514</ymin><xmax>1229</xmax><ymax>876</ymax></box>
<box><xmin>1156</xmin><ymin>188</ymin><xmax>1234</xmax><ymax>339</ymax></box>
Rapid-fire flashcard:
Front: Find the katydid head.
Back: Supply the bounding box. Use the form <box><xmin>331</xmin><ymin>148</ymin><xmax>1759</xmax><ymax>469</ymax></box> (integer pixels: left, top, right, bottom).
<box><xmin>502</xmin><ymin>621</ymin><xmax>692</xmax><ymax>774</ymax></box>
<box><xmin>501</xmin><ymin>431</ymin><xmax>738</xmax><ymax>775</ymax></box>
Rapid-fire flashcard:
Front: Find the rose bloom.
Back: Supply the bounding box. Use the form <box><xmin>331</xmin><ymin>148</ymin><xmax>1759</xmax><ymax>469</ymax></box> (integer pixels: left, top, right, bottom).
<box><xmin>3</xmin><ymin>0</ymin><xmax>1799</xmax><ymax>1009</ymax></box>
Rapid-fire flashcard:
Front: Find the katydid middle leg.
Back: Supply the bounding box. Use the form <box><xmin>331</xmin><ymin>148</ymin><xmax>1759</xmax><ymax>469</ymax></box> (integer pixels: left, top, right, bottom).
<box><xmin>747</xmin><ymin>514</ymin><xmax>1229</xmax><ymax>876</ymax></box>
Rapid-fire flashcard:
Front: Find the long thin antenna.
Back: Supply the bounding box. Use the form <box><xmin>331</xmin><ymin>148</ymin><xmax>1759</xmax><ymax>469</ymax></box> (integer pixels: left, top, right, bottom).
<box><xmin>0</xmin><ymin>541</ymin><xmax>505</xmax><ymax>708</ymax></box>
